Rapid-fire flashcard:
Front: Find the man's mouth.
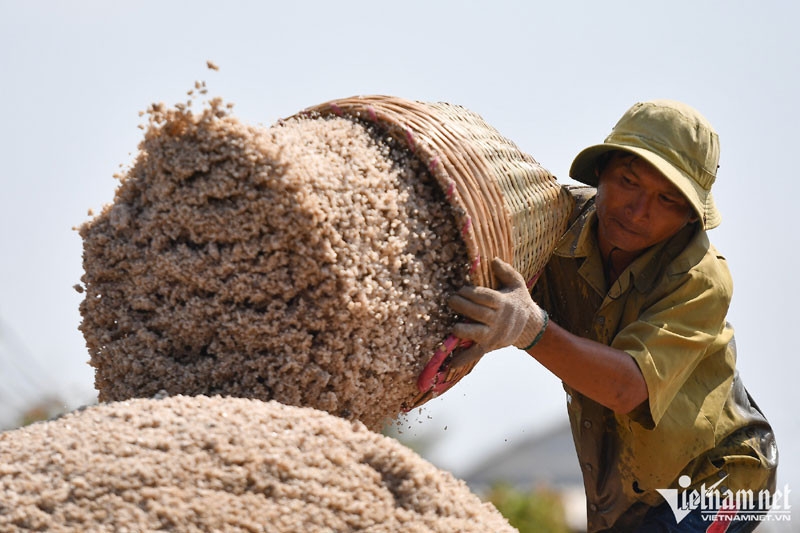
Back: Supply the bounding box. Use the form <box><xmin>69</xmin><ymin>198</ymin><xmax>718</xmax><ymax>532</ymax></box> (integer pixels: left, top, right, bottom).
<box><xmin>612</xmin><ymin>217</ymin><xmax>645</xmax><ymax>238</ymax></box>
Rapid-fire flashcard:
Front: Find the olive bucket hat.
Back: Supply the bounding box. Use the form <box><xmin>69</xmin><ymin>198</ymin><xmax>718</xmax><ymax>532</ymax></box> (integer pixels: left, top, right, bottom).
<box><xmin>569</xmin><ymin>99</ymin><xmax>721</xmax><ymax>229</ymax></box>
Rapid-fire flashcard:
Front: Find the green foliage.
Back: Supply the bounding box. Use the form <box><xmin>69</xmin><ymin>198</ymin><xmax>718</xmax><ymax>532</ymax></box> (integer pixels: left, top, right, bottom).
<box><xmin>487</xmin><ymin>482</ymin><xmax>571</xmax><ymax>533</ymax></box>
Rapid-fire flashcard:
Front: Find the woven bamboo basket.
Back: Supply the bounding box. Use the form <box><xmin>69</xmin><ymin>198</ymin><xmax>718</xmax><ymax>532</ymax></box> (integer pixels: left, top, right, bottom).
<box><xmin>294</xmin><ymin>95</ymin><xmax>574</xmax><ymax>402</ymax></box>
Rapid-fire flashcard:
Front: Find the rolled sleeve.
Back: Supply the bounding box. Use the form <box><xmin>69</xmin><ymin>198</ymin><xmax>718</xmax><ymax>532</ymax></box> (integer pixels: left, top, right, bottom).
<box><xmin>612</xmin><ymin>258</ymin><xmax>733</xmax><ymax>428</ymax></box>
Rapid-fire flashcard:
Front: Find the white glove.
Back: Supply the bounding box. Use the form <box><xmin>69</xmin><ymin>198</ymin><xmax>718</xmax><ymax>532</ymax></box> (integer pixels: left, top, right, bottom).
<box><xmin>448</xmin><ymin>258</ymin><xmax>548</xmax><ymax>368</ymax></box>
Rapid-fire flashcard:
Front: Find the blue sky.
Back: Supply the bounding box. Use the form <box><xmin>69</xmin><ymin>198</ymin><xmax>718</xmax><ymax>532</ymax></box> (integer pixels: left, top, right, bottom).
<box><xmin>1</xmin><ymin>0</ymin><xmax>798</xmax><ymax>506</ymax></box>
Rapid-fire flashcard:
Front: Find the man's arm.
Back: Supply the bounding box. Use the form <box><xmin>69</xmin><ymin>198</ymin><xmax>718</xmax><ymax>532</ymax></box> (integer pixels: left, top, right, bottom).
<box><xmin>525</xmin><ymin>319</ymin><xmax>648</xmax><ymax>414</ymax></box>
<box><xmin>448</xmin><ymin>257</ymin><xmax>648</xmax><ymax>415</ymax></box>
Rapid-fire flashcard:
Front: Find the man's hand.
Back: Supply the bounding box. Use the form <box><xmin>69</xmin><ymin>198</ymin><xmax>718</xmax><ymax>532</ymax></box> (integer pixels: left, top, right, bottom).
<box><xmin>448</xmin><ymin>258</ymin><xmax>547</xmax><ymax>368</ymax></box>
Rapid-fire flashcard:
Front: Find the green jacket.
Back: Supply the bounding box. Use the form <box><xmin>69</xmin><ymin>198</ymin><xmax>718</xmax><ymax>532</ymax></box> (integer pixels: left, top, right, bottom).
<box><xmin>533</xmin><ymin>191</ymin><xmax>777</xmax><ymax>532</ymax></box>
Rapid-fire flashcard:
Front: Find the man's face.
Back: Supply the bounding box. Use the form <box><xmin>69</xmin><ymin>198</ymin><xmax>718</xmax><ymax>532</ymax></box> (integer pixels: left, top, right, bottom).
<box><xmin>595</xmin><ymin>153</ymin><xmax>697</xmax><ymax>257</ymax></box>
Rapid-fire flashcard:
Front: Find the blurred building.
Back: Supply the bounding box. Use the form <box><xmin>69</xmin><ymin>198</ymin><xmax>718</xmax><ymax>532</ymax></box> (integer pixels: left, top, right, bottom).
<box><xmin>463</xmin><ymin>421</ymin><xmax>588</xmax><ymax>532</ymax></box>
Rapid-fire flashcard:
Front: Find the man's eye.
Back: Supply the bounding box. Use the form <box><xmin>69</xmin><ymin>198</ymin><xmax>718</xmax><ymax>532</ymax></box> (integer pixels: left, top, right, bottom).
<box><xmin>659</xmin><ymin>195</ymin><xmax>677</xmax><ymax>205</ymax></box>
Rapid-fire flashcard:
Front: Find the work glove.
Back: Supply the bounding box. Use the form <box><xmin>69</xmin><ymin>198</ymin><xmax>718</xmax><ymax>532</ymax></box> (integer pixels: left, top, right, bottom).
<box><xmin>448</xmin><ymin>257</ymin><xmax>548</xmax><ymax>369</ymax></box>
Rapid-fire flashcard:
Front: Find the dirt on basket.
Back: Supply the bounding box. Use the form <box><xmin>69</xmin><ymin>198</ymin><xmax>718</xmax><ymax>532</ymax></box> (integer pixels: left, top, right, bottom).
<box><xmin>78</xmin><ymin>98</ymin><xmax>468</xmax><ymax>431</ymax></box>
<box><xmin>0</xmin><ymin>395</ymin><xmax>515</xmax><ymax>532</ymax></box>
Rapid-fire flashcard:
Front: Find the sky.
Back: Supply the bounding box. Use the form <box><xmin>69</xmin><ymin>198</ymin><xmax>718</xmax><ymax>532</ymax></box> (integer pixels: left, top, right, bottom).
<box><xmin>1</xmin><ymin>0</ymin><xmax>798</xmax><ymax>514</ymax></box>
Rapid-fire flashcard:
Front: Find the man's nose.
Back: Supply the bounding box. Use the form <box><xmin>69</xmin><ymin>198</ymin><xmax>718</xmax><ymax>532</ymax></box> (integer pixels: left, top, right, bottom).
<box><xmin>625</xmin><ymin>193</ymin><xmax>651</xmax><ymax>222</ymax></box>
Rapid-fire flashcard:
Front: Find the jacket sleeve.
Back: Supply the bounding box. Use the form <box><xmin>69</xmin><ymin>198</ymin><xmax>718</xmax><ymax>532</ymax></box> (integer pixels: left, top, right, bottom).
<box><xmin>611</xmin><ymin>244</ymin><xmax>733</xmax><ymax>428</ymax></box>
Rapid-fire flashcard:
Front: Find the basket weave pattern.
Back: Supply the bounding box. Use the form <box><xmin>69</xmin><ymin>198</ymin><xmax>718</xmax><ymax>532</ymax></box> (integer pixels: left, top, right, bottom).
<box><xmin>299</xmin><ymin>96</ymin><xmax>572</xmax><ymax>287</ymax></box>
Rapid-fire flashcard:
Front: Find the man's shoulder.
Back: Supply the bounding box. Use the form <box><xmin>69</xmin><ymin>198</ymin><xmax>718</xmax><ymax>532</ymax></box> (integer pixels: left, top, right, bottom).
<box><xmin>563</xmin><ymin>184</ymin><xmax>596</xmax><ymax>226</ymax></box>
<box><xmin>551</xmin><ymin>185</ymin><xmax>597</xmax><ymax>259</ymax></box>
<box><xmin>668</xmin><ymin>229</ymin><xmax>732</xmax><ymax>286</ymax></box>
<box><xmin>645</xmin><ymin>228</ymin><xmax>734</xmax><ymax>310</ymax></box>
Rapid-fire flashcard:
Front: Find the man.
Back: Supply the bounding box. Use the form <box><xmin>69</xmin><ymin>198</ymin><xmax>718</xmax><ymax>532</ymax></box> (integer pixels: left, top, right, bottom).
<box><xmin>447</xmin><ymin>100</ymin><xmax>777</xmax><ymax>531</ymax></box>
